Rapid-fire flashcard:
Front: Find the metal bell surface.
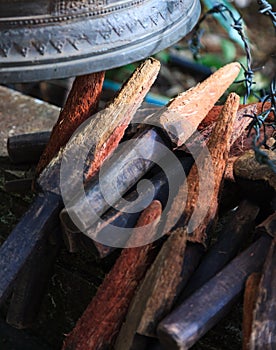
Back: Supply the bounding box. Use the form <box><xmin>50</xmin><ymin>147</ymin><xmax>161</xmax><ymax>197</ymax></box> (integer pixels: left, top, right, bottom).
<box><xmin>0</xmin><ymin>0</ymin><xmax>200</xmax><ymax>82</ymax></box>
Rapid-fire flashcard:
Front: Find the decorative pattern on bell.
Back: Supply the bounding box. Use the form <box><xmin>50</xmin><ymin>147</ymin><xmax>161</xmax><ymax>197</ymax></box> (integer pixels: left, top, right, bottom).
<box><xmin>0</xmin><ymin>0</ymin><xmax>201</xmax><ymax>82</ymax></box>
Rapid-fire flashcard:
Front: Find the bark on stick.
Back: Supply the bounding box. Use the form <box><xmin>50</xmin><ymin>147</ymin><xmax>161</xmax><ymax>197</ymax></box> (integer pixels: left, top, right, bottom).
<box><xmin>62</xmin><ymin>201</ymin><xmax>162</xmax><ymax>350</ymax></box>
<box><xmin>36</xmin><ymin>71</ymin><xmax>105</xmax><ymax>174</ymax></box>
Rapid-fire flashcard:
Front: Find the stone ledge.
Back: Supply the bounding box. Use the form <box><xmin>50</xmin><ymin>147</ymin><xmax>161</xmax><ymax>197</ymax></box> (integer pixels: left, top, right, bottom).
<box><xmin>0</xmin><ymin>85</ymin><xmax>59</xmax><ymax>156</ymax></box>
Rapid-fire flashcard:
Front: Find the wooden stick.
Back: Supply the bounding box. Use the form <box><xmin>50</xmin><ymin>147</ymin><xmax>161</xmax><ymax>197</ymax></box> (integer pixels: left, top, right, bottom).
<box><xmin>4</xmin><ymin>178</ymin><xmax>33</xmax><ymax>194</ymax></box>
<box><xmin>7</xmin><ymin>131</ymin><xmax>51</xmax><ymax>164</ymax></box>
<box><xmin>130</xmin><ymin>334</ymin><xmax>162</xmax><ymax>350</ymax></box>
<box><xmin>36</xmin><ymin>72</ymin><xmax>105</xmax><ymax>175</ymax></box>
<box><xmin>151</xmin><ymin>62</ymin><xmax>241</xmax><ymax>147</ymax></box>
<box><xmin>0</xmin><ymin>317</ymin><xmax>51</xmax><ymax>350</ymax></box>
<box><xmin>198</xmin><ymin>101</ymin><xmax>272</xmax><ymax>131</ymax></box>
<box><xmin>250</xmin><ymin>214</ymin><xmax>276</xmax><ymax>349</ymax></box>
<box><xmin>177</xmin><ymin>242</ymin><xmax>205</xmax><ymax>291</ymax></box>
<box><xmin>157</xmin><ymin>234</ymin><xmax>272</xmax><ymax>350</ymax></box>
<box><xmin>0</xmin><ymin>192</ymin><xmax>63</xmax><ymax>304</ymax></box>
<box><xmin>171</xmin><ymin>92</ymin><xmax>240</xmax><ymax>243</ymax></box>
<box><xmin>178</xmin><ymin>200</ymin><xmax>260</xmax><ymax>301</ymax></box>
<box><xmin>6</xmin><ymin>228</ymin><xmax>60</xmax><ymax>329</ymax></box>
<box><xmin>242</xmin><ymin>272</ymin><xmax>261</xmax><ymax>350</ymax></box>
<box><xmin>62</xmin><ymin>200</ymin><xmax>162</xmax><ymax>350</ymax></box>
<box><xmin>234</xmin><ymin>149</ymin><xmax>276</xmax><ymax>191</ymax></box>
<box><xmin>185</xmin><ymin>102</ymin><xmax>261</xmax><ymax>158</ymax></box>
<box><xmin>115</xmin><ymin>93</ymin><xmax>240</xmax><ymax>347</ymax></box>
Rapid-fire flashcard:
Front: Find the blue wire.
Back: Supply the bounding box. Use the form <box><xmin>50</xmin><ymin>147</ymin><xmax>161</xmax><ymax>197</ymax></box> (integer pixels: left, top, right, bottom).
<box><xmin>103</xmin><ymin>79</ymin><xmax>169</xmax><ymax>106</ymax></box>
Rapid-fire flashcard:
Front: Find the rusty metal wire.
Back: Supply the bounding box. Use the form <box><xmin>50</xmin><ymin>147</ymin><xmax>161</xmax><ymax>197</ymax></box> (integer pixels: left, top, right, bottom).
<box><xmin>257</xmin><ymin>0</ymin><xmax>276</xmax><ymax>29</ymax></box>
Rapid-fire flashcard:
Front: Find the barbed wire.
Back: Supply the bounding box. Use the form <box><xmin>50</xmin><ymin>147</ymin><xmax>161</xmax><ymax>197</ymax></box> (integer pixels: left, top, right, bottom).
<box><xmin>189</xmin><ymin>3</ymin><xmax>254</xmax><ymax>103</ymax></box>
<box><xmin>249</xmin><ymin>79</ymin><xmax>276</xmax><ymax>171</ymax></box>
<box><xmin>240</xmin><ymin>2</ymin><xmax>276</xmax><ymax>171</ymax></box>
<box><xmin>189</xmin><ymin>1</ymin><xmax>276</xmax><ymax>171</ymax></box>
<box><xmin>257</xmin><ymin>0</ymin><xmax>276</xmax><ymax>29</ymax></box>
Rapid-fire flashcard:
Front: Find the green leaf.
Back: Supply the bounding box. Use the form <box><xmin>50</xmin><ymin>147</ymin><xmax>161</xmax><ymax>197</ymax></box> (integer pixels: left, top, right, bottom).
<box><xmin>154</xmin><ymin>50</ymin><xmax>170</xmax><ymax>63</ymax></box>
<box><xmin>198</xmin><ymin>53</ymin><xmax>224</xmax><ymax>69</ymax></box>
<box><xmin>221</xmin><ymin>39</ymin><xmax>236</xmax><ymax>61</ymax></box>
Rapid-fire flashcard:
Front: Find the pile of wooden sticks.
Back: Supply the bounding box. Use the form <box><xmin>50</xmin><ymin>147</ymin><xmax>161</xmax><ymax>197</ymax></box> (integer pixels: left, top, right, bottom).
<box><xmin>2</xmin><ymin>58</ymin><xmax>276</xmax><ymax>350</ymax></box>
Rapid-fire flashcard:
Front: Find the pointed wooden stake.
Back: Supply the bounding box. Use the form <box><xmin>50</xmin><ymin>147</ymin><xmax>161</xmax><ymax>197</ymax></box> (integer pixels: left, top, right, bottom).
<box><xmin>62</xmin><ymin>201</ymin><xmax>162</xmax><ymax>350</ymax></box>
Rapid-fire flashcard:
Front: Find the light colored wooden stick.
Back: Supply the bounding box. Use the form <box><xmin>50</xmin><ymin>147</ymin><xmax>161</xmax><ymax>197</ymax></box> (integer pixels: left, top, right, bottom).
<box><xmin>156</xmin><ymin>62</ymin><xmax>241</xmax><ymax>147</ymax></box>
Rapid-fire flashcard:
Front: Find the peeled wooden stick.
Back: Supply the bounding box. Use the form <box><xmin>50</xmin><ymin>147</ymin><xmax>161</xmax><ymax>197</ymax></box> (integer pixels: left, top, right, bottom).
<box><xmin>115</xmin><ymin>93</ymin><xmax>240</xmax><ymax>348</ymax></box>
<box><xmin>186</xmin><ymin>102</ymin><xmax>260</xmax><ymax>157</ymax></box>
<box><xmin>62</xmin><ymin>200</ymin><xmax>162</xmax><ymax>350</ymax></box>
<box><xmin>36</xmin><ymin>72</ymin><xmax>105</xmax><ymax>175</ymax></box>
<box><xmin>151</xmin><ymin>62</ymin><xmax>241</xmax><ymax>147</ymax></box>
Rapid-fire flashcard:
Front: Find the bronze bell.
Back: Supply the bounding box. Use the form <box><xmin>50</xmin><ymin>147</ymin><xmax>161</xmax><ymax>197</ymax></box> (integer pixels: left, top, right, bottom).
<box><xmin>0</xmin><ymin>0</ymin><xmax>200</xmax><ymax>83</ymax></box>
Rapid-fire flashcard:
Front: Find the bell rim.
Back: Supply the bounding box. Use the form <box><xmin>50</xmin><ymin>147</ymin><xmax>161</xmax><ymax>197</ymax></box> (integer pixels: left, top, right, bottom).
<box><xmin>0</xmin><ymin>0</ymin><xmax>201</xmax><ymax>83</ymax></box>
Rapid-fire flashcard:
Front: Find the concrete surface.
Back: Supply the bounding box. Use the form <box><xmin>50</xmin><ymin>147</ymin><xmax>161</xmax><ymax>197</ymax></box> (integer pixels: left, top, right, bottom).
<box><xmin>0</xmin><ymin>85</ymin><xmax>59</xmax><ymax>156</ymax></box>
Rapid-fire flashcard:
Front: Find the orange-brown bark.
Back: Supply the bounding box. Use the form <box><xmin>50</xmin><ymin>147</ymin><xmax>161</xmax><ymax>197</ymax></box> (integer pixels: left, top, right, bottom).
<box><xmin>36</xmin><ymin>72</ymin><xmax>105</xmax><ymax>174</ymax></box>
<box><xmin>199</xmin><ymin>101</ymin><xmax>272</xmax><ymax>131</ymax></box>
<box><xmin>62</xmin><ymin>201</ymin><xmax>162</xmax><ymax>350</ymax></box>
<box><xmin>186</xmin><ymin>93</ymin><xmax>240</xmax><ymax>243</ymax></box>
<box><xmin>242</xmin><ymin>272</ymin><xmax>261</xmax><ymax>350</ymax></box>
